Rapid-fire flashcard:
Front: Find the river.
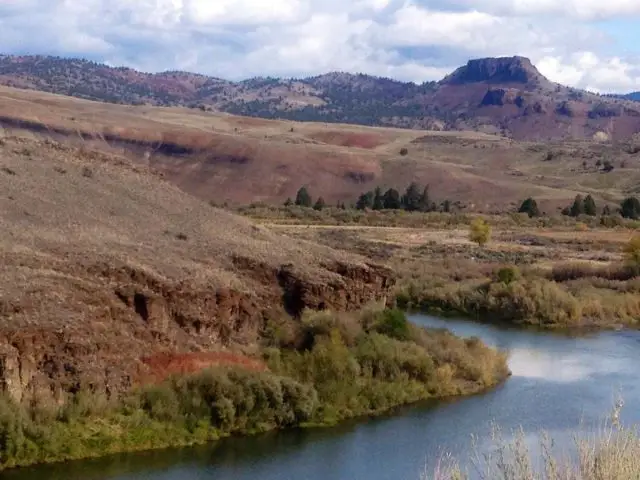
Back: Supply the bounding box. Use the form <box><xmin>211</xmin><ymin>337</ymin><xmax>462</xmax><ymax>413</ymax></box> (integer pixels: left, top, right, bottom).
<box><xmin>5</xmin><ymin>315</ymin><xmax>640</xmax><ymax>480</ymax></box>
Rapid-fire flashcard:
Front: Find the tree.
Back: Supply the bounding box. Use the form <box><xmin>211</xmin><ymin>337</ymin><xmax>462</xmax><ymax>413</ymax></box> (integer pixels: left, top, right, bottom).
<box><xmin>441</xmin><ymin>199</ymin><xmax>452</xmax><ymax>213</ymax></box>
<box><xmin>295</xmin><ymin>187</ymin><xmax>312</xmax><ymax>207</ymax></box>
<box><xmin>284</xmin><ymin>198</ymin><xmax>293</xmax><ymax>207</ymax></box>
<box><xmin>569</xmin><ymin>195</ymin><xmax>585</xmax><ymax>217</ymax></box>
<box><xmin>469</xmin><ymin>218</ymin><xmax>491</xmax><ymax>247</ymax></box>
<box><xmin>382</xmin><ymin>188</ymin><xmax>401</xmax><ymax>209</ymax></box>
<box><xmin>518</xmin><ymin>198</ymin><xmax>540</xmax><ymax>218</ymax></box>
<box><xmin>402</xmin><ymin>182</ymin><xmax>422</xmax><ymax>211</ymax></box>
<box><xmin>602</xmin><ymin>204</ymin><xmax>612</xmax><ymax>216</ymax></box>
<box><xmin>418</xmin><ymin>186</ymin><xmax>431</xmax><ymax>212</ymax></box>
<box><xmin>621</xmin><ymin>196</ymin><xmax>640</xmax><ymax>219</ymax></box>
<box><xmin>313</xmin><ymin>197</ymin><xmax>326</xmax><ymax>211</ymax></box>
<box><xmin>356</xmin><ymin>191</ymin><xmax>374</xmax><ymax>210</ymax></box>
<box><xmin>624</xmin><ymin>236</ymin><xmax>640</xmax><ymax>268</ymax></box>
<box><xmin>372</xmin><ymin>187</ymin><xmax>384</xmax><ymax>210</ymax></box>
<box><xmin>583</xmin><ymin>195</ymin><xmax>597</xmax><ymax>216</ymax></box>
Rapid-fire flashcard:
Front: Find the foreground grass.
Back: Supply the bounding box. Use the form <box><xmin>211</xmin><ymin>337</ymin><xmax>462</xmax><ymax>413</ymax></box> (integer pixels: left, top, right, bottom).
<box><xmin>424</xmin><ymin>403</ymin><xmax>640</xmax><ymax>479</ymax></box>
<box><xmin>0</xmin><ymin>308</ymin><xmax>508</xmax><ymax>470</ymax></box>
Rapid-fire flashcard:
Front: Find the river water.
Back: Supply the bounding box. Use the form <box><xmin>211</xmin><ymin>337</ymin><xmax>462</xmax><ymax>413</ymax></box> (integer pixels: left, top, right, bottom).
<box><xmin>6</xmin><ymin>315</ymin><xmax>640</xmax><ymax>480</ymax></box>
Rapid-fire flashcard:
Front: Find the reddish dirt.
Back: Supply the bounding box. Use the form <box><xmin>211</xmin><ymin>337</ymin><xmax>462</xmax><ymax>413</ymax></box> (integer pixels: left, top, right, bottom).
<box><xmin>308</xmin><ymin>131</ymin><xmax>387</xmax><ymax>149</ymax></box>
<box><xmin>141</xmin><ymin>351</ymin><xmax>268</xmax><ymax>384</ymax></box>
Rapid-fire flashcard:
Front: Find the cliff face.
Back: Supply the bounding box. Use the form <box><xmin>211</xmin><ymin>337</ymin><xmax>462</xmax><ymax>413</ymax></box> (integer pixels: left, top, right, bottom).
<box><xmin>0</xmin><ymin>137</ymin><xmax>395</xmax><ymax>405</ymax></box>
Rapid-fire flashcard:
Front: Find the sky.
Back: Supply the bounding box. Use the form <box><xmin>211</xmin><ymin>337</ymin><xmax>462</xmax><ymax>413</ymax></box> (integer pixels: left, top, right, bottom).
<box><xmin>1</xmin><ymin>0</ymin><xmax>640</xmax><ymax>92</ymax></box>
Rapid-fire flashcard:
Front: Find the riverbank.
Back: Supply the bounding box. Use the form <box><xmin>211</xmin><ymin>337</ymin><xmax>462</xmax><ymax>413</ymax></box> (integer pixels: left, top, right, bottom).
<box><xmin>0</xmin><ymin>309</ymin><xmax>508</xmax><ymax>471</ymax></box>
<box><xmin>258</xmin><ymin>213</ymin><xmax>640</xmax><ymax>329</ymax></box>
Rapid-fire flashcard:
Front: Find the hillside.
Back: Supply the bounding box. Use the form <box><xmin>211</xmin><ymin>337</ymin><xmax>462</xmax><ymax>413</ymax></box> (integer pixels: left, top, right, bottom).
<box><xmin>2</xmin><ymin>55</ymin><xmax>640</xmax><ymax>141</ymax></box>
<box><xmin>0</xmin><ymin>135</ymin><xmax>394</xmax><ymax>404</ymax></box>
<box><xmin>1</xmin><ymin>85</ymin><xmax>640</xmax><ymax>213</ymax></box>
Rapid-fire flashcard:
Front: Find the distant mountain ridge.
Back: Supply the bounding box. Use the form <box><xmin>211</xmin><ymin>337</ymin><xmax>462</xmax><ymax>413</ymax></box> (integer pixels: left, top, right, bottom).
<box><xmin>1</xmin><ymin>54</ymin><xmax>640</xmax><ymax>141</ymax></box>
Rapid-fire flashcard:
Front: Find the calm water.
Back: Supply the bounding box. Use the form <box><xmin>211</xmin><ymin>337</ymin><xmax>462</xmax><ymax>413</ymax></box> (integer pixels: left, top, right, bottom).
<box><xmin>6</xmin><ymin>315</ymin><xmax>640</xmax><ymax>480</ymax></box>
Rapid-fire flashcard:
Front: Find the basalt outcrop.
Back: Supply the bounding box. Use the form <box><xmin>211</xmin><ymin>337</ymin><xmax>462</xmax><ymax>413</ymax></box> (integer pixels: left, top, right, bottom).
<box><xmin>0</xmin><ymin>137</ymin><xmax>394</xmax><ymax>405</ymax></box>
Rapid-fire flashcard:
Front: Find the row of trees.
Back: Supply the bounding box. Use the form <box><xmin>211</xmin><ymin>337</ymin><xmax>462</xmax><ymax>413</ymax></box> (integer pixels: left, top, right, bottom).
<box><xmin>354</xmin><ymin>183</ymin><xmax>449</xmax><ymax>212</ymax></box>
<box><xmin>519</xmin><ymin>195</ymin><xmax>640</xmax><ymax>220</ymax></box>
<box><xmin>286</xmin><ymin>184</ymin><xmax>453</xmax><ymax>213</ymax></box>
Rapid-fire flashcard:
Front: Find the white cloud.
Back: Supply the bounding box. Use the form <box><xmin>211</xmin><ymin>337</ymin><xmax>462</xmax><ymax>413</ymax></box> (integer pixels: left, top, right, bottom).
<box><xmin>0</xmin><ymin>0</ymin><xmax>639</xmax><ymax>92</ymax></box>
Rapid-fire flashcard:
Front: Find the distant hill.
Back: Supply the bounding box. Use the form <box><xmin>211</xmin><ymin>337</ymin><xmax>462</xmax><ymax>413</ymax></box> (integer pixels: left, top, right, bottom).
<box><xmin>1</xmin><ymin>54</ymin><xmax>640</xmax><ymax>141</ymax></box>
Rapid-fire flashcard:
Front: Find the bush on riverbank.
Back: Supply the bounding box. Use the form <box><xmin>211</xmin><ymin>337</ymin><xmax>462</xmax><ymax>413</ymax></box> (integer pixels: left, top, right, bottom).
<box><xmin>398</xmin><ymin>270</ymin><xmax>640</xmax><ymax>328</ymax></box>
<box><xmin>0</xmin><ymin>308</ymin><xmax>508</xmax><ymax>470</ymax></box>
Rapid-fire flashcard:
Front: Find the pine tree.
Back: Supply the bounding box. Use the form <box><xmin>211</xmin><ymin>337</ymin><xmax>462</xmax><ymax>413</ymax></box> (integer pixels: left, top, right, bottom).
<box><xmin>382</xmin><ymin>188</ymin><xmax>401</xmax><ymax>209</ymax></box>
<box><xmin>518</xmin><ymin>198</ymin><xmax>540</xmax><ymax>218</ymax></box>
<box><xmin>356</xmin><ymin>191</ymin><xmax>374</xmax><ymax>210</ymax></box>
<box><xmin>583</xmin><ymin>195</ymin><xmax>597</xmax><ymax>216</ymax></box>
<box><xmin>313</xmin><ymin>197</ymin><xmax>326</xmax><ymax>211</ymax></box>
<box><xmin>569</xmin><ymin>195</ymin><xmax>585</xmax><ymax>217</ymax></box>
<box><xmin>418</xmin><ymin>186</ymin><xmax>431</xmax><ymax>212</ymax></box>
<box><xmin>372</xmin><ymin>187</ymin><xmax>384</xmax><ymax>210</ymax></box>
<box><xmin>402</xmin><ymin>182</ymin><xmax>422</xmax><ymax>211</ymax></box>
<box><xmin>621</xmin><ymin>197</ymin><xmax>640</xmax><ymax>219</ymax></box>
<box><xmin>295</xmin><ymin>187</ymin><xmax>312</xmax><ymax>208</ymax></box>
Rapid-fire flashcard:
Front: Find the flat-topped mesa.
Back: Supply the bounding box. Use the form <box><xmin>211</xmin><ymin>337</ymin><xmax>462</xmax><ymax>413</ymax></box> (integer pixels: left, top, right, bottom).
<box><xmin>441</xmin><ymin>56</ymin><xmax>547</xmax><ymax>86</ymax></box>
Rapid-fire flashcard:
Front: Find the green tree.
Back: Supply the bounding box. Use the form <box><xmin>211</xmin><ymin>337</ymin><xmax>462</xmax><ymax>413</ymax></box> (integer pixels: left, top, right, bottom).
<box><xmin>583</xmin><ymin>195</ymin><xmax>597</xmax><ymax>216</ymax></box>
<box><xmin>356</xmin><ymin>191</ymin><xmax>374</xmax><ymax>210</ymax></box>
<box><xmin>372</xmin><ymin>187</ymin><xmax>384</xmax><ymax>210</ymax></box>
<box><xmin>469</xmin><ymin>218</ymin><xmax>491</xmax><ymax>247</ymax></box>
<box><xmin>313</xmin><ymin>197</ymin><xmax>326</xmax><ymax>211</ymax></box>
<box><xmin>382</xmin><ymin>188</ymin><xmax>401</xmax><ymax>209</ymax></box>
<box><xmin>295</xmin><ymin>187</ymin><xmax>313</xmax><ymax>208</ymax></box>
<box><xmin>518</xmin><ymin>198</ymin><xmax>540</xmax><ymax>218</ymax></box>
<box><xmin>569</xmin><ymin>195</ymin><xmax>585</xmax><ymax>217</ymax></box>
<box><xmin>402</xmin><ymin>182</ymin><xmax>422</xmax><ymax>211</ymax></box>
<box><xmin>621</xmin><ymin>197</ymin><xmax>640</xmax><ymax>219</ymax></box>
<box><xmin>418</xmin><ymin>186</ymin><xmax>431</xmax><ymax>212</ymax></box>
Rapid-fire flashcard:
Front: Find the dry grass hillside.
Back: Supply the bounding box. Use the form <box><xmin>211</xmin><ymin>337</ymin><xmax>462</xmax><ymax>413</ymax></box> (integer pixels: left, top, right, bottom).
<box><xmin>0</xmin><ymin>135</ymin><xmax>393</xmax><ymax>405</ymax></box>
<box><xmin>1</xmin><ymin>85</ymin><xmax>640</xmax><ymax>213</ymax></box>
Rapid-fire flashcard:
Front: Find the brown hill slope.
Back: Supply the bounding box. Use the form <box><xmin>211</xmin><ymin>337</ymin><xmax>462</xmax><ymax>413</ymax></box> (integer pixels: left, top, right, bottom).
<box><xmin>1</xmin><ymin>85</ymin><xmax>640</xmax><ymax>213</ymax></box>
<box><xmin>0</xmin><ymin>135</ymin><xmax>393</xmax><ymax>404</ymax></box>
<box><xmin>1</xmin><ymin>54</ymin><xmax>640</xmax><ymax>140</ymax></box>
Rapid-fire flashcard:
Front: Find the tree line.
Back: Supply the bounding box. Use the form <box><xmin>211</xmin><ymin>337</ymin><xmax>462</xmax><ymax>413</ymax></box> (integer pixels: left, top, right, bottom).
<box><xmin>286</xmin><ymin>183</ymin><xmax>452</xmax><ymax>212</ymax></box>
<box><xmin>518</xmin><ymin>195</ymin><xmax>640</xmax><ymax>219</ymax></box>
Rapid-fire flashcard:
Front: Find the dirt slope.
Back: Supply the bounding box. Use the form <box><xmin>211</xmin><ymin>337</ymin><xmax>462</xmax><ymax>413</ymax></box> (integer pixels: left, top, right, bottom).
<box><xmin>1</xmin><ymin>85</ymin><xmax>639</xmax><ymax>213</ymax></box>
<box><xmin>0</xmin><ymin>136</ymin><xmax>393</xmax><ymax>404</ymax></box>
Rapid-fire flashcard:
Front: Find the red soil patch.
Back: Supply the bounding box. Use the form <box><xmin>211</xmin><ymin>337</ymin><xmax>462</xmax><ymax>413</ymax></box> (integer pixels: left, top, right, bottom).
<box><xmin>141</xmin><ymin>351</ymin><xmax>267</xmax><ymax>384</ymax></box>
<box><xmin>308</xmin><ymin>131</ymin><xmax>387</xmax><ymax>149</ymax></box>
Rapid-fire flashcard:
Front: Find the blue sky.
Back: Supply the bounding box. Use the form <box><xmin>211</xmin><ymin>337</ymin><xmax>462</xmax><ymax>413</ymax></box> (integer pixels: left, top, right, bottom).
<box><xmin>1</xmin><ymin>0</ymin><xmax>640</xmax><ymax>92</ymax></box>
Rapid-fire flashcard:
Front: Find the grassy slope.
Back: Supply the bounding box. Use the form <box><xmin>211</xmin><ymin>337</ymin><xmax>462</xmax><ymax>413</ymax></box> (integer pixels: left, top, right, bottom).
<box><xmin>1</xmin><ymin>86</ymin><xmax>640</xmax><ymax>212</ymax></box>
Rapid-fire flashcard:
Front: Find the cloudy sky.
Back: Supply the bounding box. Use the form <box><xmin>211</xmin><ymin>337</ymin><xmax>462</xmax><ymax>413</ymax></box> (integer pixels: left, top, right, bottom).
<box><xmin>1</xmin><ymin>0</ymin><xmax>640</xmax><ymax>92</ymax></box>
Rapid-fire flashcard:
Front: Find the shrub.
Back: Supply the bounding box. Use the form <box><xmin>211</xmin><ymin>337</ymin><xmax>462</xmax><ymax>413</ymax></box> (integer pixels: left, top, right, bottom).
<box><xmin>495</xmin><ymin>266</ymin><xmax>520</xmax><ymax>285</ymax></box>
<box><xmin>399</xmin><ymin>148</ymin><xmax>408</xmax><ymax>156</ymax></box>
<box><xmin>623</xmin><ymin>236</ymin><xmax>640</xmax><ymax>268</ymax></box>
<box><xmin>469</xmin><ymin>218</ymin><xmax>491</xmax><ymax>247</ymax></box>
<box><xmin>371</xmin><ymin>308</ymin><xmax>411</xmax><ymax>341</ymax></box>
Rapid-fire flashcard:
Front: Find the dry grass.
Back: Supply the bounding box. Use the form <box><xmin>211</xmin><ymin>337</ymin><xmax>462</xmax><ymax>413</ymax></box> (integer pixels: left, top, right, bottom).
<box><xmin>2</xmin><ymin>85</ymin><xmax>640</xmax><ymax>211</ymax></box>
<box><xmin>424</xmin><ymin>402</ymin><xmax>640</xmax><ymax>480</ymax></box>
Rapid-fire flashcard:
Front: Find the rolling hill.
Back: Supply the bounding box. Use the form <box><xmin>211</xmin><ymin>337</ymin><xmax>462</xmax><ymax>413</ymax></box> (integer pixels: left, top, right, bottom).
<box><xmin>2</xmin><ymin>54</ymin><xmax>640</xmax><ymax>141</ymax></box>
<box><xmin>1</xmin><ymin>85</ymin><xmax>639</xmax><ymax>214</ymax></box>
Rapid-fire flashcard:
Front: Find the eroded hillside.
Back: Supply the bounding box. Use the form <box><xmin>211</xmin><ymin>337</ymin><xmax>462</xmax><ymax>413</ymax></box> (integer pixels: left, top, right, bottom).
<box><xmin>0</xmin><ymin>136</ymin><xmax>394</xmax><ymax>404</ymax></box>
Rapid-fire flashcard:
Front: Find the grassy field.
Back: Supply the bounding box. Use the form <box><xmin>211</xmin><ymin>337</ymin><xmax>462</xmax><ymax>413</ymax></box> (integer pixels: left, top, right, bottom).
<box><xmin>243</xmin><ymin>207</ymin><xmax>640</xmax><ymax>329</ymax></box>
